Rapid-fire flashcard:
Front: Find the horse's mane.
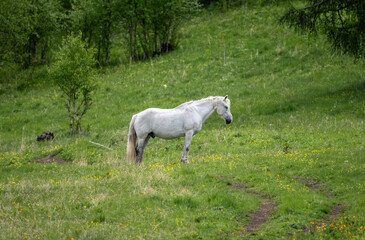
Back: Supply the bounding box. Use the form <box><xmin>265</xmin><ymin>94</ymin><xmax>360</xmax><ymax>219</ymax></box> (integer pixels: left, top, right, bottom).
<box><xmin>174</xmin><ymin>96</ymin><xmax>223</xmax><ymax>109</ymax></box>
<box><xmin>174</xmin><ymin>101</ymin><xmax>194</xmax><ymax>109</ymax></box>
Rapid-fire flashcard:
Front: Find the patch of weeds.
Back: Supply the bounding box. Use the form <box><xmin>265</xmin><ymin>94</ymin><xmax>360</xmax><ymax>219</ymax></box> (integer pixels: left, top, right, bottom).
<box><xmin>91</xmin><ymin>207</ymin><xmax>106</xmax><ymax>223</ymax></box>
<box><xmin>173</xmin><ymin>196</ymin><xmax>199</xmax><ymax>209</ymax></box>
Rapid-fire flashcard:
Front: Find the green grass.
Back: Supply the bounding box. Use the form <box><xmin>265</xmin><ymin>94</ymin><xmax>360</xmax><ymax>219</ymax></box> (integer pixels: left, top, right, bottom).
<box><xmin>1</xmin><ymin>2</ymin><xmax>365</xmax><ymax>239</ymax></box>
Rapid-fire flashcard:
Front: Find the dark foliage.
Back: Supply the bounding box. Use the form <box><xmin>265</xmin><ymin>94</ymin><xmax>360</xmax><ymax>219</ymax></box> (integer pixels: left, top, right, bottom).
<box><xmin>0</xmin><ymin>0</ymin><xmax>200</xmax><ymax>70</ymax></box>
<box><xmin>0</xmin><ymin>0</ymin><xmax>64</xmax><ymax>68</ymax></box>
<box><xmin>280</xmin><ymin>0</ymin><xmax>365</xmax><ymax>59</ymax></box>
<box><xmin>115</xmin><ymin>0</ymin><xmax>200</xmax><ymax>61</ymax></box>
<box><xmin>37</xmin><ymin>132</ymin><xmax>54</xmax><ymax>142</ymax></box>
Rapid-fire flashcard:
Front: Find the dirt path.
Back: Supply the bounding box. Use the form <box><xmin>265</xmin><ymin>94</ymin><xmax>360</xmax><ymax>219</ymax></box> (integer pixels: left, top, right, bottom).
<box><xmin>222</xmin><ymin>176</ymin><xmax>344</xmax><ymax>236</ymax></box>
<box><xmin>34</xmin><ymin>154</ymin><xmax>70</xmax><ymax>164</ymax></box>
<box><xmin>228</xmin><ymin>182</ymin><xmax>278</xmax><ymax>235</ymax></box>
<box><xmin>292</xmin><ymin>177</ymin><xmax>345</xmax><ymax>234</ymax></box>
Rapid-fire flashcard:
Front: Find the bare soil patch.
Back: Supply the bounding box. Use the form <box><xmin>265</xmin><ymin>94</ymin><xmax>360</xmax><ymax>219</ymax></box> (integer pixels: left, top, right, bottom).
<box><xmin>329</xmin><ymin>205</ymin><xmax>345</xmax><ymax>220</ymax></box>
<box><xmin>34</xmin><ymin>155</ymin><xmax>70</xmax><ymax>164</ymax></box>
<box><xmin>292</xmin><ymin>176</ymin><xmax>345</xmax><ymax>234</ymax></box>
<box><xmin>292</xmin><ymin>177</ymin><xmax>333</xmax><ymax>197</ymax></box>
<box><xmin>292</xmin><ymin>177</ymin><xmax>325</xmax><ymax>190</ymax></box>
<box><xmin>228</xmin><ymin>182</ymin><xmax>278</xmax><ymax>235</ymax></box>
<box><xmin>244</xmin><ymin>201</ymin><xmax>278</xmax><ymax>234</ymax></box>
<box><xmin>229</xmin><ymin>183</ymin><xmax>269</xmax><ymax>199</ymax></box>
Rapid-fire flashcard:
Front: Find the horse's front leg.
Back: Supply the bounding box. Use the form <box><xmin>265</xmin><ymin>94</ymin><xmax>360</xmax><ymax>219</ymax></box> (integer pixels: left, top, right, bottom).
<box><xmin>181</xmin><ymin>130</ymin><xmax>194</xmax><ymax>163</ymax></box>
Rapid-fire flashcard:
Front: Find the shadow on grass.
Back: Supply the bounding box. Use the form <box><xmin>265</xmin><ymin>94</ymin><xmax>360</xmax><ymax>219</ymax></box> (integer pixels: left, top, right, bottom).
<box><xmin>258</xmin><ymin>80</ymin><xmax>365</xmax><ymax>117</ymax></box>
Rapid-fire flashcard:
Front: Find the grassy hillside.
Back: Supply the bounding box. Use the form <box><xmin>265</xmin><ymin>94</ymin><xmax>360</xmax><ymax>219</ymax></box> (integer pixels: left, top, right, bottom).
<box><xmin>1</xmin><ymin>2</ymin><xmax>364</xmax><ymax>239</ymax></box>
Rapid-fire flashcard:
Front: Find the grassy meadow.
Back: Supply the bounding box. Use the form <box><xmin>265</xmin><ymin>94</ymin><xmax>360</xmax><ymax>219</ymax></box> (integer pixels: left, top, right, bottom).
<box><xmin>1</xmin><ymin>2</ymin><xmax>364</xmax><ymax>239</ymax></box>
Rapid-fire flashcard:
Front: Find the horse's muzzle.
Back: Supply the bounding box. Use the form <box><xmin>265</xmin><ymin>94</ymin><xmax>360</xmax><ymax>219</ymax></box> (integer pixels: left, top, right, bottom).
<box><xmin>225</xmin><ymin>119</ymin><xmax>232</xmax><ymax>124</ymax></box>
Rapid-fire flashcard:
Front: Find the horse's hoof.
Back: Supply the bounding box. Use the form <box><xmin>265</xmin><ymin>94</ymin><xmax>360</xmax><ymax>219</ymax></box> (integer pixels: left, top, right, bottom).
<box><xmin>180</xmin><ymin>159</ymin><xmax>189</xmax><ymax>164</ymax></box>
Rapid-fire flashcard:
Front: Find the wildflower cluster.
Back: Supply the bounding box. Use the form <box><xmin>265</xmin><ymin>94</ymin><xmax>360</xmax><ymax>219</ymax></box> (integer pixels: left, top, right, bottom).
<box><xmin>50</xmin><ymin>179</ymin><xmax>70</xmax><ymax>184</ymax></box>
<box><xmin>11</xmin><ymin>196</ymin><xmax>41</xmax><ymax>220</ymax></box>
<box><xmin>0</xmin><ymin>150</ymin><xmax>35</xmax><ymax>167</ymax></box>
<box><xmin>141</xmin><ymin>187</ymin><xmax>156</xmax><ymax>195</ymax></box>
<box><xmin>0</xmin><ymin>183</ymin><xmax>4</xmax><ymax>194</ymax></box>
<box><xmin>84</xmin><ymin>150</ymin><xmax>104</xmax><ymax>165</ymax></box>
<box><xmin>41</xmin><ymin>145</ymin><xmax>62</xmax><ymax>156</ymax></box>
<box><xmin>193</xmin><ymin>153</ymin><xmax>241</xmax><ymax>170</ymax></box>
<box><xmin>0</xmin><ymin>145</ymin><xmax>63</xmax><ymax>168</ymax></box>
<box><xmin>263</xmin><ymin>173</ymin><xmax>307</xmax><ymax>193</ymax></box>
<box><xmin>83</xmin><ymin>168</ymin><xmax>120</xmax><ymax>181</ymax></box>
<box><xmin>148</xmin><ymin>162</ymin><xmax>179</xmax><ymax>172</ymax></box>
<box><xmin>309</xmin><ymin>214</ymin><xmax>365</xmax><ymax>239</ymax></box>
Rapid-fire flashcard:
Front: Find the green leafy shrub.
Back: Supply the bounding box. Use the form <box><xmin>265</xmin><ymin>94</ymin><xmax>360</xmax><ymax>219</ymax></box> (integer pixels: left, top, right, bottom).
<box><xmin>49</xmin><ymin>33</ymin><xmax>97</xmax><ymax>134</ymax></box>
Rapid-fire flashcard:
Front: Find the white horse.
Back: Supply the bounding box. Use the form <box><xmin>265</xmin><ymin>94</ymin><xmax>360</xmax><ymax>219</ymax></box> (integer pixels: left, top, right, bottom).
<box><xmin>126</xmin><ymin>96</ymin><xmax>232</xmax><ymax>165</ymax></box>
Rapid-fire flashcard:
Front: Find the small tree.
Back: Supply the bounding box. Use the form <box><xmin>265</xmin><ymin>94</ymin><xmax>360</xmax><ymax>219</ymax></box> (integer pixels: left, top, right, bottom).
<box><xmin>49</xmin><ymin>33</ymin><xmax>97</xmax><ymax>134</ymax></box>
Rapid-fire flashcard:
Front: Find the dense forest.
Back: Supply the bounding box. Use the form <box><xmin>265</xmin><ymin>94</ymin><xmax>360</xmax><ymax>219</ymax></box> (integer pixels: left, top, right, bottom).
<box><xmin>0</xmin><ymin>0</ymin><xmax>363</xmax><ymax>76</ymax></box>
<box><xmin>0</xmin><ymin>0</ymin><xmax>203</xmax><ymax>68</ymax></box>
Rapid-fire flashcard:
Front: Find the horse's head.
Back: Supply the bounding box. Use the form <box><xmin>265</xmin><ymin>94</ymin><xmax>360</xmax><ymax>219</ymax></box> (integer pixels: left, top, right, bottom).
<box><xmin>216</xmin><ymin>95</ymin><xmax>233</xmax><ymax>124</ymax></box>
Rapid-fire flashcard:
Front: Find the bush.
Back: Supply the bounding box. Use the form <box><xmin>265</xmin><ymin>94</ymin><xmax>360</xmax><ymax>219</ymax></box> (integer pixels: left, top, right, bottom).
<box><xmin>49</xmin><ymin>33</ymin><xmax>97</xmax><ymax>134</ymax></box>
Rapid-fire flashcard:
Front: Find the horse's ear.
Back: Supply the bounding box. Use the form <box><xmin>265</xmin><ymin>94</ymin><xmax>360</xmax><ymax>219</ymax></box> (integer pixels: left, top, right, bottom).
<box><xmin>224</xmin><ymin>95</ymin><xmax>228</xmax><ymax>101</ymax></box>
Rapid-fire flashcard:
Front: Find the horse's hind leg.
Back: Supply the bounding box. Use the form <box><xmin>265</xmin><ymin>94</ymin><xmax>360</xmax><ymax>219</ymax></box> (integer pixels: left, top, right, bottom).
<box><xmin>181</xmin><ymin>130</ymin><xmax>194</xmax><ymax>163</ymax></box>
<box><xmin>136</xmin><ymin>135</ymin><xmax>150</xmax><ymax>165</ymax></box>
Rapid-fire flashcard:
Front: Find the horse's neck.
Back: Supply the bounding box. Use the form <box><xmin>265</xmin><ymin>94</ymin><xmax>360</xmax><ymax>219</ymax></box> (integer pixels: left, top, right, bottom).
<box><xmin>194</xmin><ymin>99</ymin><xmax>217</xmax><ymax>123</ymax></box>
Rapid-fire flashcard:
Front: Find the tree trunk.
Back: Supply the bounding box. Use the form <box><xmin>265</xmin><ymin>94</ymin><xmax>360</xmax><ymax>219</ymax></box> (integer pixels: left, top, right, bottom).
<box><xmin>32</xmin><ymin>36</ymin><xmax>39</xmax><ymax>65</ymax></box>
<box><xmin>105</xmin><ymin>8</ymin><xmax>112</xmax><ymax>64</ymax></box>
<box><xmin>166</xmin><ymin>20</ymin><xmax>172</xmax><ymax>53</ymax></box>
<box><xmin>41</xmin><ymin>41</ymin><xmax>48</xmax><ymax>62</ymax></box>
<box><xmin>67</xmin><ymin>95</ymin><xmax>74</xmax><ymax>134</ymax></box>
<box><xmin>73</xmin><ymin>92</ymin><xmax>81</xmax><ymax>133</ymax></box>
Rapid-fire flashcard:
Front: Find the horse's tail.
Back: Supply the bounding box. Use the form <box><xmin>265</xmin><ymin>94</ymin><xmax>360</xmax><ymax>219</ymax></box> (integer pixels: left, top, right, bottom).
<box><xmin>126</xmin><ymin>114</ymin><xmax>137</xmax><ymax>162</ymax></box>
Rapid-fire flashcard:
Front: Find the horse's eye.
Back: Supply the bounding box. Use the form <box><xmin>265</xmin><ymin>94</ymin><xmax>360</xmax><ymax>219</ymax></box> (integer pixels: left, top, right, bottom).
<box><xmin>225</xmin><ymin>106</ymin><xmax>228</xmax><ymax>110</ymax></box>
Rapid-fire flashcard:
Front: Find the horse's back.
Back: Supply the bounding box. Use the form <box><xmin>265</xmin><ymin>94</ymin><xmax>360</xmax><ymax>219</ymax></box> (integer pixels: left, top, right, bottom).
<box><xmin>135</xmin><ymin>108</ymin><xmax>186</xmax><ymax>139</ymax></box>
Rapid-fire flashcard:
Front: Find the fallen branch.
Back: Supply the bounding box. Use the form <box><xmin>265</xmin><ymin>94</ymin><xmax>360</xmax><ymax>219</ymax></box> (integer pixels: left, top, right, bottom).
<box><xmin>88</xmin><ymin>141</ymin><xmax>114</xmax><ymax>151</ymax></box>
